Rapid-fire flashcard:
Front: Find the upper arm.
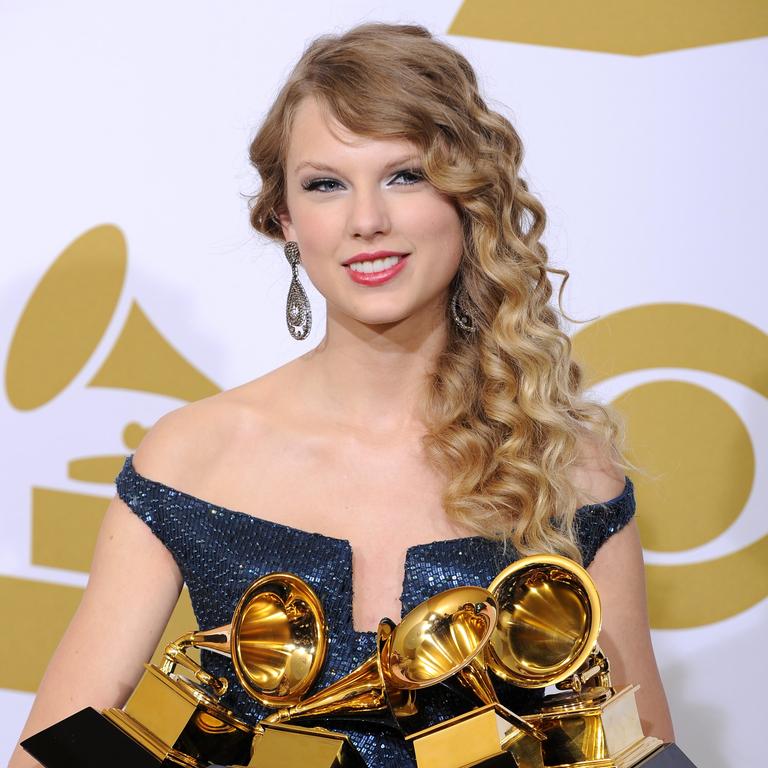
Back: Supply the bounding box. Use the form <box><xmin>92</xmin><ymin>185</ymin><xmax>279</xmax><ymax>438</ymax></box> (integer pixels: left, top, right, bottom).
<box><xmin>52</xmin><ymin>403</ymin><xmax>219</xmax><ymax>696</ymax></box>
<box><xmin>77</xmin><ymin>402</ymin><xmax>212</xmax><ymax>671</ymax></box>
<box><xmin>44</xmin><ymin>398</ymin><xmax>226</xmax><ymax>697</ymax></box>
<box><xmin>69</xmin><ymin>494</ymin><xmax>184</xmax><ymax>698</ymax></box>
<box><xmin>588</xmin><ymin>520</ymin><xmax>675</xmax><ymax>743</ymax></box>
<box><xmin>567</xmin><ymin>433</ymin><xmax>674</xmax><ymax>742</ymax></box>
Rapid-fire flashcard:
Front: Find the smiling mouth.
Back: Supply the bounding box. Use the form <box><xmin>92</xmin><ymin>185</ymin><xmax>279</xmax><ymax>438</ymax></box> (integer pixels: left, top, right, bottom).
<box><xmin>343</xmin><ymin>254</ymin><xmax>410</xmax><ymax>286</ymax></box>
<box><xmin>346</xmin><ymin>254</ymin><xmax>406</xmax><ymax>274</ymax></box>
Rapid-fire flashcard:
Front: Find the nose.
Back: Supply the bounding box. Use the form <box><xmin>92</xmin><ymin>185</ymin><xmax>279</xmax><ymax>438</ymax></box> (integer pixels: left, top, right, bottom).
<box><xmin>347</xmin><ymin>187</ymin><xmax>391</xmax><ymax>240</ymax></box>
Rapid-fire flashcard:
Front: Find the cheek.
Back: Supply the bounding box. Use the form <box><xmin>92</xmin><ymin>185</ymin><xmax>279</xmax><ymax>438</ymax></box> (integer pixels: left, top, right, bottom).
<box><xmin>403</xmin><ymin>200</ymin><xmax>464</xmax><ymax>268</ymax></box>
<box><xmin>296</xmin><ymin>218</ymin><xmax>337</xmax><ymax>256</ymax></box>
<box><xmin>287</xmin><ymin>199</ymin><xmax>341</xmax><ymax>259</ymax></box>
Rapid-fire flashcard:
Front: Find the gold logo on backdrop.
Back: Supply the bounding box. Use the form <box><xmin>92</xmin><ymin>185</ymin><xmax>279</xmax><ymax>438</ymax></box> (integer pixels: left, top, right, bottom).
<box><xmin>2</xmin><ymin>224</ymin><xmax>218</xmax><ymax>692</ymax></box>
<box><xmin>572</xmin><ymin>303</ymin><xmax>768</xmax><ymax>629</ymax></box>
<box><xmin>450</xmin><ymin>0</ymin><xmax>768</xmax><ymax>55</ymax></box>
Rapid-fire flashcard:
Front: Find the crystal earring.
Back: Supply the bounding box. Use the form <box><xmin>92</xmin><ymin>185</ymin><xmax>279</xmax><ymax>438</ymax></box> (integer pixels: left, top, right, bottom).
<box><xmin>284</xmin><ymin>241</ymin><xmax>312</xmax><ymax>340</ymax></box>
<box><xmin>451</xmin><ymin>283</ymin><xmax>476</xmax><ymax>333</ymax></box>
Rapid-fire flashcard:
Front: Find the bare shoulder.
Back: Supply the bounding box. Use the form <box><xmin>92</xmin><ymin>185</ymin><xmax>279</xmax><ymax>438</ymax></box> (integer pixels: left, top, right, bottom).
<box><xmin>567</xmin><ymin>431</ymin><xmax>627</xmax><ymax>507</ymax></box>
<box><xmin>132</xmin><ymin>360</ymin><xmax>302</xmax><ymax>488</ymax></box>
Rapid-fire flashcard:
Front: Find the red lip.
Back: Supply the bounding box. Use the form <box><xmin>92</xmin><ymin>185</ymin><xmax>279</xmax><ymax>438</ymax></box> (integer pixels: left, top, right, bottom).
<box><xmin>341</xmin><ymin>250</ymin><xmax>409</xmax><ymax>266</ymax></box>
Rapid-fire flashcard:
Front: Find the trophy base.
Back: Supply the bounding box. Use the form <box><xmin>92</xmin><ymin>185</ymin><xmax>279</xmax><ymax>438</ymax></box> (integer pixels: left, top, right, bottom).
<box><xmin>525</xmin><ymin>684</ymin><xmax>665</xmax><ymax>768</ymax></box>
<box><xmin>241</xmin><ymin>721</ymin><xmax>366</xmax><ymax>767</ymax></box>
<box><xmin>21</xmin><ymin>706</ymin><xmax>175</xmax><ymax>767</ymax></box>
<box><xmin>23</xmin><ymin>664</ymin><xmax>257</xmax><ymax>768</ymax></box>
<box><xmin>529</xmin><ymin>736</ymin><xmax>662</xmax><ymax>768</ymax></box>
<box><xmin>103</xmin><ymin>663</ymin><xmax>255</xmax><ymax>766</ymax></box>
<box><xmin>406</xmin><ymin>703</ymin><xmax>545</xmax><ymax>768</ymax></box>
<box><xmin>104</xmin><ymin>705</ymin><xmax>208</xmax><ymax>767</ymax></box>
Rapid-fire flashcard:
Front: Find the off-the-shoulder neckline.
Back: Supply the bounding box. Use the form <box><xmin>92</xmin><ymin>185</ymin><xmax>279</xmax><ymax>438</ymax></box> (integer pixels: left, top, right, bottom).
<box><xmin>119</xmin><ymin>454</ymin><xmax>633</xmax><ymax>554</ymax></box>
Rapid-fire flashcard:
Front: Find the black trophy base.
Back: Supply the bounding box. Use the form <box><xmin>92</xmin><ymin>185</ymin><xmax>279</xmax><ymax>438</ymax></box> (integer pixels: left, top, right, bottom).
<box><xmin>636</xmin><ymin>743</ymin><xmax>698</xmax><ymax>767</ymax></box>
<box><xmin>21</xmin><ymin>706</ymin><xmax>174</xmax><ymax>768</ymax></box>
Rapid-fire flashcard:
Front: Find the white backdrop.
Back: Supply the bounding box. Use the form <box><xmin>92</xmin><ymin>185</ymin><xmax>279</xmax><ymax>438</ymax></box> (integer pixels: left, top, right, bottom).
<box><xmin>1</xmin><ymin>2</ymin><xmax>766</xmax><ymax>765</ymax></box>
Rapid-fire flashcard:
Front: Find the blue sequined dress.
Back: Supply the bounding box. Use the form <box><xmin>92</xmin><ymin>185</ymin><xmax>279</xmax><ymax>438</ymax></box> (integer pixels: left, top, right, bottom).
<box><xmin>115</xmin><ymin>455</ymin><xmax>635</xmax><ymax>767</ymax></box>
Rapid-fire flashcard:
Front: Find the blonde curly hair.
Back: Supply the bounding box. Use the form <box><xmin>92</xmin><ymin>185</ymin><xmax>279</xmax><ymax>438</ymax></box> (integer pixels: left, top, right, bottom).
<box><xmin>248</xmin><ymin>23</ymin><xmax>624</xmax><ymax>562</ymax></box>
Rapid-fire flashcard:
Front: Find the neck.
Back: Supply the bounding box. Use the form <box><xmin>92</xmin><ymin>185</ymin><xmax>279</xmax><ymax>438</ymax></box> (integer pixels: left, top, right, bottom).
<box><xmin>298</xmin><ymin>297</ymin><xmax>450</xmax><ymax>436</ymax></box>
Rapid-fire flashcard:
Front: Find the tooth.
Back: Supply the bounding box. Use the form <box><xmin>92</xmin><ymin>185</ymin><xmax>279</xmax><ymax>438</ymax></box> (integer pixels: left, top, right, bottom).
<box><xmin>372</xmin><ymin>259</ymin><xmax>385</xmax><ymax>271</ymax></box>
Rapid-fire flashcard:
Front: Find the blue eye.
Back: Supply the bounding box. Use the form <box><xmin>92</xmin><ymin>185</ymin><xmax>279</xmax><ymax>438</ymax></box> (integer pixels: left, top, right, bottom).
<box><xmin>391</xmin><ymin>169</ymin><xmax>424</xmax><ymax>185</ymax></box>
<box><xmin>302</xmin><ymin>178</ymin><xmax>343</xmax><ymax>193</ymax></box>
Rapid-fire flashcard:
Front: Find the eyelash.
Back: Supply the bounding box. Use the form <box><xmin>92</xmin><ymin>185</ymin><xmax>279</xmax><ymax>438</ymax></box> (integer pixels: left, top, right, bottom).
<box><xmin>301</xmin><ymin>169</ymin><xmax>424</xmax><ymax>193</ymax></box>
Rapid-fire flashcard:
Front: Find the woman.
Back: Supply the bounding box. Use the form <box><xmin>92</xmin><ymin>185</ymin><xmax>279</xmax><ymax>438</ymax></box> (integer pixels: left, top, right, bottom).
<box><xmin>12</xmin><ymin>22</ymin><xmax>673</xmax><ymax>767</ymax></box>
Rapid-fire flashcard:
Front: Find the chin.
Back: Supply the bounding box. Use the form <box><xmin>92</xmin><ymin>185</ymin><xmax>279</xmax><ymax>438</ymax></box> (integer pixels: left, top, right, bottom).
<box><xmin>353</xmin><ymin>313</ymin><xmax>410</xmax><ymax>329</ymax></box>
<box><xmin>331</xmin><ymin>293</ymin><xmax>443</xmax><ymax>329</ymax></box>
<box><xmin>334</xmin><ymin>299</ymin><xmax>410</xmax><ymax>327</ymax></box>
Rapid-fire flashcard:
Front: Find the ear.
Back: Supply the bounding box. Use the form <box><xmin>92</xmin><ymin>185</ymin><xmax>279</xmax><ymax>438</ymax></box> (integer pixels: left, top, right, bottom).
<box><xmin>275</xmin><ymin>205</ymin><xmax>297</xmax><ymax>243</ymax></box>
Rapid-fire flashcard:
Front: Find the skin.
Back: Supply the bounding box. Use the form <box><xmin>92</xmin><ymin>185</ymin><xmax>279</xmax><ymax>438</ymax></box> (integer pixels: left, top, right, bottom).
<box><xmin>10</xmin><ymin>97</ymin><xmax>673</xmax><ymax>766</ymax></box>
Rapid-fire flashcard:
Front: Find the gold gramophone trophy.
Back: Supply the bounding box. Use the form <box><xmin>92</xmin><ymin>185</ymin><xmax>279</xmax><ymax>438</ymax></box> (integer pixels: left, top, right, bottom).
<box><xmin>22</xmin><ymin>572</ymin><xmax>363</xmax><ymax>768</ymax></box>
<box><xmin>488</xmin><ymin>554</ymin><xmax>692</xmax><ymax>768</ymax></box>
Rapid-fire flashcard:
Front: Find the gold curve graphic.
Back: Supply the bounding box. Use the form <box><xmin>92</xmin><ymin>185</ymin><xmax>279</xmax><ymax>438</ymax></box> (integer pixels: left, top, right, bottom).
<box><xmin>4</xmin><ymin>225</ymin><xmax>126</xmax><ymax>410</ymax></box>
<box><xmin>450</xmin><ymin>0</ymin><xmax>768</xmax><ymax>56</ymax></box>
<box><xmin>612</xmin><ymin>380</ymin><xmax>754</xmax><ymax>552</ymax></box>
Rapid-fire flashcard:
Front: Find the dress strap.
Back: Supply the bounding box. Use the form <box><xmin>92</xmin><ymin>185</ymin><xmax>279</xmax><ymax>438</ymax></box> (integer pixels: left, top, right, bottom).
<box><xmin>574</xmin><ymin>477</ymin><xmax>636</xmax><ymax>567</ymax></box>
<box><xmin>115</xmin><ymin>454</ymin><xmax>199</xmax><ymax>574</ymax></box>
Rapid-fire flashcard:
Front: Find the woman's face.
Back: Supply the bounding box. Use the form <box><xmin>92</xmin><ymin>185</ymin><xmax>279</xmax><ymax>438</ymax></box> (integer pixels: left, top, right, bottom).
<box><xmin>278</xmin><ymin>97</ymin><xmax>464</xmax><ymax>330</ymax></box>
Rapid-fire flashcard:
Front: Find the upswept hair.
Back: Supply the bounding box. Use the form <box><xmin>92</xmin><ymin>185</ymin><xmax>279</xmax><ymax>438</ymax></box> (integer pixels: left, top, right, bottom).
<box><xmin>248</xmin><ymin>23</ymin><xmax>624</xmax><ymax>562</ymax></box>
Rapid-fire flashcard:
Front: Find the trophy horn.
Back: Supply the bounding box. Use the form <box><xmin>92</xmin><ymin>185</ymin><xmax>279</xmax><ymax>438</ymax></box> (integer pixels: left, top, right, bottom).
<box><xmin>162</xmin><ymin>573</ymin><xmax>327</xmax><ymax>708</ymax></box>
<box><xmin>264</xmin><ymin>618</ymin><xmax>417</xmax><ymax>728</ymax></box>
<box><xmin>486</xmin><ymin>554</ymin><xmax>602</xmax><ymax>689</ymax></box>
<box><xmin>385</xmin><ymin>585</ymin><xmax>499</xmax><ymax>706</ymax></box>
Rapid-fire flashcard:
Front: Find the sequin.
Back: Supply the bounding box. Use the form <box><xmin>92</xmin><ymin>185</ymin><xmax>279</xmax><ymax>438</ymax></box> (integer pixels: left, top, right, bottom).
<box><xmin>116</xmin><ymin>455</ymin><xmax>635</xmax><ymax>767</ymax></box>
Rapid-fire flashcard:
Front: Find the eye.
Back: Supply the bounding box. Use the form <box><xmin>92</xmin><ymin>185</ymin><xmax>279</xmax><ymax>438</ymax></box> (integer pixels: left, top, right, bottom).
<box><xmin>390</xmin><ymin>169</ymin><xmax>424</xmax><ymax>185</ymax></box>
<box><xmin>301</xmin><ymin>177</ymin><xmax>345</xmax><ymax>193</ymax></box>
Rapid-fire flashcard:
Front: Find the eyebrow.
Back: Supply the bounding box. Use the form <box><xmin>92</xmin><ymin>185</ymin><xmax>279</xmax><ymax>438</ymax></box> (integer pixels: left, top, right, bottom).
<box><xmin>293</xmin><ymin>155</ymin><xmax>421</xmax><ymax>176</ymax></box>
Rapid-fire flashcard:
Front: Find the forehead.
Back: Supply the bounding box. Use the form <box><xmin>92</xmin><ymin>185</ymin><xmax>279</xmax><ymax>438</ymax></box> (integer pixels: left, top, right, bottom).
<box><xmin>285</xmin><ymin>97</ymin><xmax>418</xmax><ymax>172</ymax></box>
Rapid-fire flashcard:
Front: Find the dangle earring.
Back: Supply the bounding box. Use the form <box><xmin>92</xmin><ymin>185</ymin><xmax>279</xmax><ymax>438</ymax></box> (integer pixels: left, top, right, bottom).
<box><xmin>284</xmin><ymin>241</ymin><xmax>312</xmax><ymax>340</ymax></box>
<box><xmin>451</xmin><ymin>282</ymin><xmax>476</xmax><ymax>333</ymax></box>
